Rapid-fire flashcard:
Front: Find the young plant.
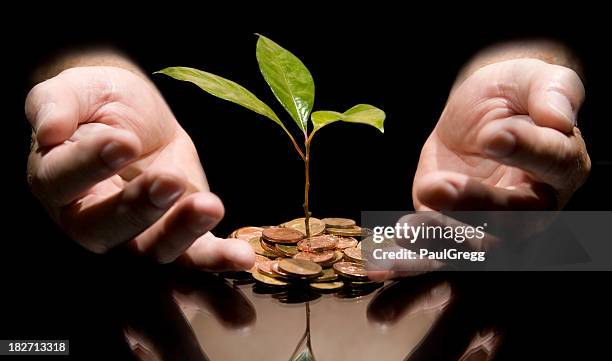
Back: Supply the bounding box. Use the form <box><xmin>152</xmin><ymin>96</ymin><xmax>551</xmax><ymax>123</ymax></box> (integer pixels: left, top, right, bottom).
<box><xmin>155</xmin><ymin>35</ymin><xmax>385</xmax><ymax>237</ymax></box>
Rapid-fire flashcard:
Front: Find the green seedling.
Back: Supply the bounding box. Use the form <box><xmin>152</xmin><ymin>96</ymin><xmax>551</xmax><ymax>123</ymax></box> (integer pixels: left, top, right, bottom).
<box><xmin>155</xmin><ymin>35</ymin><xmax>385</xmax><ymax>237</ymax></box>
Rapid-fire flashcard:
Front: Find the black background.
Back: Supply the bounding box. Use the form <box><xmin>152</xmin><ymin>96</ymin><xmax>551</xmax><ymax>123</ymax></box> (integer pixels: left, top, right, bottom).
<box><xmin>2</xmin><ymin>6</ymin><xmax>612</xmax><ymax>360</ymax></box>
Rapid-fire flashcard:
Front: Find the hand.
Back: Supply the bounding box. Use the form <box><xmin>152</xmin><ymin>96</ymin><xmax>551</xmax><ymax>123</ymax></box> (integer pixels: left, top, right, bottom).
<box><xmin>26</xmin><ymin>66</ymin><xmax>254</xmax><ymax>270</ymax></box>
<box><xmin>413</xmin><ymin>59</ymin><xmax>590</xmax><ymax>211</ymax></box>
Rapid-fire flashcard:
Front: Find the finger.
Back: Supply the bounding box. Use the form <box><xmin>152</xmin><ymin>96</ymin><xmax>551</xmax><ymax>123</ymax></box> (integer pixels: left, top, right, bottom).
<box><xmin>28</xmin><ymin>126</ymin><xmax>142</xmax><ymax>207</ymax></box>
<box><xmin>132</xmin><ymin>192</ymin><xmax>225</xmax><ymax>263</ymax></box>
<box><xmin>178</xmin><ymin>233</ymin><xmax>256</xmax><ymax>272</ymax></box>
<box><xmin>414</xmin><ymin>171</ymin><xmax>556</xmax><ymax>211</ymax></box>
<box><xmin>527</xmin><ymin>63</ymin><xmax>584</xmax><ymax>133</ymax></box>
<box><xmin>61</xmin><ymin>170</ymin><xmax>186</xmax><ymax>253</ymax></box>
<box><xmin>25</xmin><ymin>76</ymin><xmax>82</xmax><ymax>147</ymax></box>
<box><xmin>478</xmin><ymin>116</ymin><xmax>589</xmax><ymax>190</ymax></box>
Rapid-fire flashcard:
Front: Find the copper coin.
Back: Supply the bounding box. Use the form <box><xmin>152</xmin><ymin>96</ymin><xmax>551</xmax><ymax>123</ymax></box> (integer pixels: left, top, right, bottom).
<box><xmin>297</xmin><ymin>235</ymin><xmax>338</xmax><ymax>252</ymax></box>
<box><xmin>293</xmin><ymin>250</ymin><xmax>335</xmax><ymax>264</ymax></box>
<box><xmin>262</xmin><ymin>227</ymin><xmax>304</xmax><ymax>244</ymax></box>
<box><xmin>282</xmin><ymin>217</ymin><xmax>326</xmax><ymax>236</ymax></box>
<box><xmin>257</xmin><ymin>260</ymin><xmax>279</xmax><ymax>277</ymax></box>
<box><xmin>336</xmin><ymin>237</ymin><xmax>359</xmax><ymax>249</ymax></box>
<box><xmin>232</xmin><ymin>226</ymin><xmax>264</xmax><ymax>241</ymax></box>
<box><xmin>259</xmin><ymin>238</ymin><xmax>284</xmax><ymax>257</ymax></box>
<box><xmin>326</xmin><ymin>226</ymin><xmax>363</xmax><ymax>237</ymax></box>
<box><xmin>271</xmin><ymin>262</ymin><xmax>292</xmax><ymax>278</ymax></box>
<box><xmin>333</xmin><ymin>262</ymin><xmax>368</xmax><ymax>280</ymax></box>
<box><xmin>319</xmin><ymin>250</ymin><xmax>344</xmax><ymax>268</ymax></box>
<box><xmin>322</xmin><ymin>217</ymin><xmax>356</xmax><ymax>229</ymax></box>
<box><xmin>249</xmin><ymin>237</ymin><xmax>278</xmax><ymax>258</ymax></box>
<box><xmin>343</xmin><ymin>247</ymin><xmax>364</xmax><ymax>262</ymax></box>
<box><xmin>279</xmin><ymin>258</ymin><xmax>322</xmax><ymax>277</ymax></box>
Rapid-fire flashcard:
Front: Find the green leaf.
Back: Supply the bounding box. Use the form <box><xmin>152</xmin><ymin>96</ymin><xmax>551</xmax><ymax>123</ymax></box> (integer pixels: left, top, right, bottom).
<box><xmin>311</xmin><ymin>104</ymin><xmax>386</xmax><ymax>133</ymax></box>
<box><xmin>154</xmin><ymin>66</ymin><xmax>287</xmax><ymax>131</ymax></box>
<box><xmin>256</xmin><ymin>34</ymin><xmax>315</xmax><ymax>134</ymax></box>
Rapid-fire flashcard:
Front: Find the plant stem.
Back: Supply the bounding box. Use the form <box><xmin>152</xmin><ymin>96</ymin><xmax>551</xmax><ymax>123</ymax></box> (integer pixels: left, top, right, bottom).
<box><xmin>303</xmin><ymin>131</ymin><xmax>316</xmax><ymax>238</ymax></box>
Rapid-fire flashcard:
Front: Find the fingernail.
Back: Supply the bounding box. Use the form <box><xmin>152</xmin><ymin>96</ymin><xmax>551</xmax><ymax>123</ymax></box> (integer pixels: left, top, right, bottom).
<box><xmin>35</xmin><ymin>102</ymin><xmax>56</xmax><ymax>134</ymax></box>
<box><xmin>484</xmin><ymin>131</ymin><xmax>516</xmax><ymax>158</ymax></box>
<box><xmin>191</xmin><ymin>215</ymin><xmax>215</xmax><ymax>233</ymax></box>
<box><xmin>148</xmin><ymin>177</ymin><xmax>184</xmax><ymax>208</ymax></box>
<box><xmin>546</xmin><ymin>91</ymin><xmax>575</xmax><ymax>127</ymax></box>
<box><xmin>100</xmin><ymin>142</ymin><xmax>134</xmax><ymax>169</ymax></box>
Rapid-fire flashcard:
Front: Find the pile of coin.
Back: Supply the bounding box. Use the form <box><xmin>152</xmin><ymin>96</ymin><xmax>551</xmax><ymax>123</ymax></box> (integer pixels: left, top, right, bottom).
<box><xmin>228</xmin><ymin>217</ymin><xmax>381</xmax><ymax>296</ymax></box>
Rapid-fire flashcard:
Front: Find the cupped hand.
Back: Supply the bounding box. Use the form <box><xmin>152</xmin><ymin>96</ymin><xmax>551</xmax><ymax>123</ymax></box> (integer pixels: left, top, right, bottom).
<box><xmin>26</xmin><ymin>66</ymin><xmax>254</xmax><ymax>270</ymax></box>
<box><xmin>414</xmin><ymin>59</ymin><xmax>590</xmax><ymax>211</ymax></box>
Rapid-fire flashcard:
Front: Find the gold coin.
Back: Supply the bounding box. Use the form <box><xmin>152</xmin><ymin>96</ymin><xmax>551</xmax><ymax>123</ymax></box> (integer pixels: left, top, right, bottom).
<box><xmin>326</xmin><ymin>226</ymin><xmax>363</xmax><ymax>237</ymax></box>
<box><xmin>252</xmin><ymin>271</ymin><xmax>288</xmax><ymax>287</ymax></box>
<box><xmin>336</xmin><ymin>237</ymin><xmax>359</xmax><ymax>249</ymax></box>
<box><xmin>310</xmin><ymin>281</ymin><xmax>344</xmax><ymax>291</ymax></box>
<box><xmin>343</xmin><ymin>247</ymin><xmax>364</xmax><ymax>263</ymax></box>
<box><xmin>232</xmin><ymin>226</ymin><xmax>264</xmax><ymax>241</ymax></box>
<box><xmin>282</xmin><ymin>217</ymin><xmax>326</xmax><ymax>236</ymax></box>
<box><xmin>322</xmin><ymin>218</ymin><xmax>356</xmax><ymax>229</ymax></box>
<box><xmin>276</xmin><ymin>244</ymin><xmax>299</xmax><ymax>257</ymax></box>
<box><xmin>249</xmin><ymin>237</ymin><xmax>278</xmax><ymax>258</ymax></box>
<box><xmin>314</xmin><ymin>268</ymin><xmax>338</xmax><ymax>282</ymax></box>
<box><xmin>279</xmin><ymin>258</ymin><xmax>322</xmax><ymax>277</ymax></box>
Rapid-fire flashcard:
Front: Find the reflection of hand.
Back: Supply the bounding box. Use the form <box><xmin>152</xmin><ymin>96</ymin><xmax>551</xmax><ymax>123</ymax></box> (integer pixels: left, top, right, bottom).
<box><xmin>368</xmin><ymin>277</ymin><xmax>500</xmax><ymax>361</ymax></box>
<box><xmin>414</xmin><ymin>59</ymin><xmax>590</xmax><ymax>211</ymax></box>
<box><xmin>26</xmin><ymin>65</ymin><xmax>253</xmax><ymax>270</ymax></box>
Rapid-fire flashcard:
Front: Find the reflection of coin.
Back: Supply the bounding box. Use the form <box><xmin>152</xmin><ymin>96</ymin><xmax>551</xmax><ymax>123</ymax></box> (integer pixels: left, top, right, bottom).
<box><xmin>322</xmin><ymin>218</ymin><xmax>356</xmax><ymax>229</ymax></box>
<box><xmin>297</xmin><ymin>235</ymin><xmax>338</xmax><ymax>252</ymax></box>
<box><xmin>311</xmin><ymin>281</ymin><xmax>344</xmax><ymax>291</ymax></box>
<box><xmin>326</xmin><ymin>226</ymin><xmax>363</xmax><ymax>237</ymax></box>
<box><xmin>282</xmin><ymin>217</ymin><xmax>326</xmax><ymax>236</ymax></box>
<box><xmin>249</xmin><ymin>237</ymin><xmax>277</xmax><ymax>258</ymax></box>
<box><xmin>343</xmin><ymin>247</ymin><xmax>364</xmax><ymax>263</ymax></box>
<box><xmin>279</xmin><ymin>259</ymin><xmax>322</xmax><ymax>277</ymax></box>
<box><xmin>232</xmin><ymin>226</ymin><xmax>264</xmax><ymax>241</ymax></box>
<box><xmin>257</xmin><ymin>260</ymin><xmax>279</xmax><ymax>277</ymax></box>
<box><xmin>336</xmin><ymin>237</ymin><xmax>358</xmax><ymax>249</ymax></box>
<box><xmin>293</xmin><ymin>250</ymin><xmax>335</xmax><ymax>264</ymax></box>
<box><xmin>333</xmin><ymin>262</ymin><xmax>368</xmax><ymax>280</ymax></box>
<box><xmin>262</xmin><ymin>228</ymin><xmax>304</xmax><ymax>244</ymax></box>
<box><xmin>252</xmin><ymin>271</ymin><xmax>288</xmax><ymax>287</ymax></box>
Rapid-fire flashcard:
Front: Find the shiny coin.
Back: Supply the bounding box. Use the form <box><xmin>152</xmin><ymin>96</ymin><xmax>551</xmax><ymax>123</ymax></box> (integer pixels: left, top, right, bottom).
<box><xmin>293</xmin><ymin>250</ymin><xmax>335</xmax><ymax>264</ymax></box>
<box><xmin>260</xmin><ymin>238</ymin><xmax>284</xmax><ymax>257</ymax></box>
<box><xmin>282</xmin><ymin>217</ymin><xmax>326</xmax><ymax>236</ymax></box>
<box><xmin>322</xmin><ymin>217</ymin><xmax>356</xmax><ymax>229</ymax></box>
<box><xmin>314</xmin><ymin>268</ymin><xmax>339</xmax><ymax>282</ymax></box>
<box><xmin>297</xmin><ymin>235</ymin><xmax>338</xmax><ymax>252</ymax></box>
<box><xmin>232</xmin><ymin>226</ymin><xmax>264</xmax><ymax>241</ymax></box>
<box><xmin>262</xmin><ymin>227</ymin><xmax>304</xmax><ymax>244</ymax></box>
<box><xmin>336</xmin><ymin>237</ymin><xmax>359</xmax><ymax>249</ymax></box>
<box><xmin>276</xmin><ymin>244</ymin><xmax>299</xmax><ymax>257</ymax></box>
<box><xmin>279</xmin><ymin>258</ymin><xmax>322</xmax><ymax>277</ymax></box>
<box><xmin>333</xmin><ymin>262</ymin><xmax>369</xmax><ymax>280</ymax></box>
<box><xmin>257</xmin><ymin>260</ymin><xmax>279</xmax><ymax>277</ymax></box>
<box><xmin>252</xmin><ymin>271</ymin><xmax>288</xmax><ymax>287</ymax></box>
<box><xmin>249</xmin><ymin>237</ymin><xmax>278</xmax><ymax>258</ymax></box>
<box><xmin>326</xmin><ymin>226</ymin><xmax>363</xmax><ymax>237</ymax></box>
<box><xmin>310</xmin><ymin>281</ymin><xmax>344</xmax><ymax>291</ymax></box>
<box><xmin>343</xmin><ymin>247</ymin><xmax>364</xmax><ymax>263</ymax></box>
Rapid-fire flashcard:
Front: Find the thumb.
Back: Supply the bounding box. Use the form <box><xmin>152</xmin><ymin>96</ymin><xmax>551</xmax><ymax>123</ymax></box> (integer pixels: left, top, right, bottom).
<box><xmin>25</xmin><ymin>75</ymin><xmax>81</xmax><ymax>147</ymax></box>
<box><xmin>527</xmin><ymin>62</ymin><xmax>585</xmax><ymax>133</ymax></box>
